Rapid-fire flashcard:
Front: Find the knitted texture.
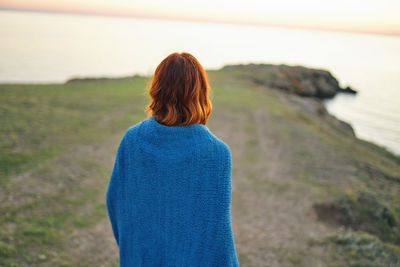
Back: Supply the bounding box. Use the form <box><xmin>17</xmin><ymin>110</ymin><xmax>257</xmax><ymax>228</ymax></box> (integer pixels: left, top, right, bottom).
<box><xmin>106</xmin><ymin>115</ymin><xmax>240</xmax><ymax>267</ymax></box>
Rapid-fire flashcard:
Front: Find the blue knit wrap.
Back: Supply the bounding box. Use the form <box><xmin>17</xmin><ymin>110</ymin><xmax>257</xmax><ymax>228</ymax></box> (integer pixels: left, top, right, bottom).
<box><xmin>106</xmin><ymin>115</ymin><xmax>240</xmax><ymax>266</ymax></box>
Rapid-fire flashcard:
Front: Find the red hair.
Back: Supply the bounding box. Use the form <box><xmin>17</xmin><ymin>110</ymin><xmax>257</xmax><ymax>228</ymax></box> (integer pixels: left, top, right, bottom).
<box><xmin>144</xmin><ymin>52</ymin><xmax>212</xmax><ymax>126</ymax></box>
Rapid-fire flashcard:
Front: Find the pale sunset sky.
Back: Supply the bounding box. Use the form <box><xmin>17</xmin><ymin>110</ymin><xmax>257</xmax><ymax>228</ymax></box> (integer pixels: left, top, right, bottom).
<box><xmin>1</xmin><ymin>0</ymin><xmax>400</xmax><ymax>36</ymax></box>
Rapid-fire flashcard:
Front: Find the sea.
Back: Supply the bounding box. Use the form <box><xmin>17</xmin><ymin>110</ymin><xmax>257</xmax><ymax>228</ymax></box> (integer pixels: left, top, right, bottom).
<box><xmin>1</xmin><ymin>10</ymin><xmax>399</xmax><ymax>155</ymax></box>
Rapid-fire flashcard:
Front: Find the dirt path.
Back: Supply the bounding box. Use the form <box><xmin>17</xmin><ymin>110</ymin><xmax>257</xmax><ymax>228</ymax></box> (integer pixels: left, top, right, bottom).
<box><xmin>59</xmin><ymin>132</ymin><xmax>123</xmax><ymax>266</ymax></box>
<box><xmin>210</xmin><ymin>107</ymin><xmax>334</xmax><ymax>266</ymax></box>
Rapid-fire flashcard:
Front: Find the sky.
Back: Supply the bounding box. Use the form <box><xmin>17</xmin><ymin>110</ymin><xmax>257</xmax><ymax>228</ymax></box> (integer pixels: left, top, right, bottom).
<box><xmin>1</xmin><ymin>0</ymin><xmax>400</xmax><ymax>36</ymax></box>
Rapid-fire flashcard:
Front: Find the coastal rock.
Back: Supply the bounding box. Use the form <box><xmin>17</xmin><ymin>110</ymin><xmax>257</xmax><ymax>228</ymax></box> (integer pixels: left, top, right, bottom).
<box><xmin>222</xmin><ymin>63</ymin><xmax>357</xmax><ymax>99</ymax></box>
<box><xmin>338</xmin><ymin>86</ymin><xmax>357</xmax><ymax>94</ymax></box>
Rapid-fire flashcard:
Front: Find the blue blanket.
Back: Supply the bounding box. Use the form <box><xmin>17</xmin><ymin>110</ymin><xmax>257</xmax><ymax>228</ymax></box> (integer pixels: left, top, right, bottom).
<box><xmin>106</xmin><ymin>115</ymin><xmax>240</xmax><ymax>266</ymax></box>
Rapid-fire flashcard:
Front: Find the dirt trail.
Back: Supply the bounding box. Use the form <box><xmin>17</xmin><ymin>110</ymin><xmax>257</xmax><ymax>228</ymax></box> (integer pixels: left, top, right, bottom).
<box><xmin>210</xmin><ymin>108</ymin><xmax>334</xmax><ymax>266</ymax></box>
<box><xmin>60</xmin><ymin>132</ymin><xmax>122</xmax><ymax>266</ymax></box>
<box><xmin>65</xmin><ymin>218</ymin><xmax>118</xmax><ymax>266</ymax></box>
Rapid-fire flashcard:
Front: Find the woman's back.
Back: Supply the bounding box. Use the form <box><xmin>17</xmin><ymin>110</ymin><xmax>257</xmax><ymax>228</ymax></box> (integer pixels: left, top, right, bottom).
<box><xmin>106</xmin><ymin>115</ymin><xmax>239</xmax><ymax>266</ymax></box>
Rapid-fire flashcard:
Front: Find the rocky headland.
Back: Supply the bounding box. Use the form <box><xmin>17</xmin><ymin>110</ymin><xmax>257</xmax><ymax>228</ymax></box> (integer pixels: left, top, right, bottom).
<box><xmin>219</xmin><ymin>63</ymin><xmax>358</xmax><ymax>137</ymax></box>
<box><xmin>222</xmin><ymin>63</ymin><xmax>357</xmax><ymax>98</ymax></box>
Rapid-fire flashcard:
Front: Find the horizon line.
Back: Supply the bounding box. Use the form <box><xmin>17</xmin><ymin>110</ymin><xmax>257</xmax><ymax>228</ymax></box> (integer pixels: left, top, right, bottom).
<box><xmin>1</xmin><ymin>7</ymin><xmax>400</xmax><ymax>38</ymax></box>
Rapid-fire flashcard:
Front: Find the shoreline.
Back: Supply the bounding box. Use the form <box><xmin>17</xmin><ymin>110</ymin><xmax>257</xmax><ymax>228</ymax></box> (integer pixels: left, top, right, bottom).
<box><xmin>323</xmin><ymin>98</ymin><xmax>400</xmax><ymax>157</ymax></box>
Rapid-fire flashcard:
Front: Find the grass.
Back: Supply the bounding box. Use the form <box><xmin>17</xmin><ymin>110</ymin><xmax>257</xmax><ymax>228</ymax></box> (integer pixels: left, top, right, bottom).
<box><xmin>0</xmin><ymin>76</ymin><xmax>148</xmax><ymax>186</ymax></box>
<box><xmin>314</xmin><ymin>190</ymin><xmax>400</xmax><ymax>246</ymax></box>
<box><xmin>0</xmin><ymin>76</ymin><xmax>149</xmax><ymax>266</ymax></box>
<box><xmin>1</xmin><ymin>67</ymin><xmax>400</xmax><ymax>266</ymax></box>
<box><xmin>326</xmin><ymin>231</ymin><xmax>400</xmax><ymax>267</ymax></box>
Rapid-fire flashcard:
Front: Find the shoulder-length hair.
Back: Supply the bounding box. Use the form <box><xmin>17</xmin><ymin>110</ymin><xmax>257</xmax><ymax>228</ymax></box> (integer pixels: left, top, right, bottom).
<box><xmin>144</xmin><ymin>52</ymin><xmax>212</xmax><ymax>126</ymax></box>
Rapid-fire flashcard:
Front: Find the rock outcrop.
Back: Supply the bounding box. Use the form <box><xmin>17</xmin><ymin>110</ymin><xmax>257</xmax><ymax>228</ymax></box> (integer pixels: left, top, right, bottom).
<box><xmin>222</xmin><ymin>63</ymin><xmax>357</xmax><ymax>99</ymax></box>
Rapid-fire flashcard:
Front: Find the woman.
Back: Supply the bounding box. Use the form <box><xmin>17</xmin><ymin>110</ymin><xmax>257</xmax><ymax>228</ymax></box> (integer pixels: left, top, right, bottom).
<box><xmin>106</xmin><ymin>52</ymin><xmax>240</xmax><ymax>266</ymax></box>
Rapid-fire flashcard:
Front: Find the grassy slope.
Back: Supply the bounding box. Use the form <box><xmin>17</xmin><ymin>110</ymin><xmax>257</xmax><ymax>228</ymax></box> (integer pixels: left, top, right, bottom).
<box><xmin>0</xmin><ymin>69</ymin><xmax>399</xmax><ymax>266</ymax></box>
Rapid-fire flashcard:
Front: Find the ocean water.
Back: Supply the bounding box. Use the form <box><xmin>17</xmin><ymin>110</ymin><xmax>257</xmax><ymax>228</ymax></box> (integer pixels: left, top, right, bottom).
<box><xmin>1</xmin><ymin>10</ymin><xmax>399</xmax><ymax>155</ymax></box>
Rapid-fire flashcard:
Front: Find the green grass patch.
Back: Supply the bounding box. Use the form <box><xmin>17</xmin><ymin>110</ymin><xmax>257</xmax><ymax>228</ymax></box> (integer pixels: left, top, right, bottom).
<box><xmin>327</xmin><ymin>231</ymin><xmax>400</xmax><ymax>267</ymax></box>
<box><xmin>0</xmin><ymin>76</ymin><xmax>149</xmax><ymax>186</ymax></box>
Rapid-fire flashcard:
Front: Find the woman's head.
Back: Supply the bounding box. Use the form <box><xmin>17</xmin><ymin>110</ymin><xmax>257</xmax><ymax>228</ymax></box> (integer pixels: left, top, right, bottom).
<box><xmin>144</xmin><ymin>52</ymin><xmax>212</xmax><ymax>126</ymax></box>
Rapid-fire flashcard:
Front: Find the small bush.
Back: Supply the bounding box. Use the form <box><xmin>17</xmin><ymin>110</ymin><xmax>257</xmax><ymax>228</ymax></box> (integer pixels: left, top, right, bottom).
<box><xmin>314</xmin><ymin>191</ymin><xmax>400</xmax><ymax>245</ymax></box>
